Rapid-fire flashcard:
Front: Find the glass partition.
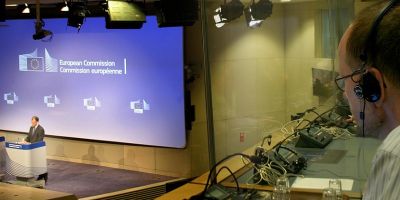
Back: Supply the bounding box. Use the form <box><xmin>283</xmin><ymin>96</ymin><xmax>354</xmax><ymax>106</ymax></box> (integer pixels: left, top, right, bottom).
<box><xmin>196</xmin><ymin>0</ymin><xmax>380</xmax><ymax>196</ymax></box>
<box><xmin>203</xmin><ymin>0</ymin><xmax>355</xmax><ymax>161</ymax></box>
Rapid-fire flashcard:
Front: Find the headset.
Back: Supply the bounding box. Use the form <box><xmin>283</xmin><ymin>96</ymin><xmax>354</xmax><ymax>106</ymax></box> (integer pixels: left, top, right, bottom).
<box><xmin>354</xmin><ymin>0</ymin><xmax>399</xmax><ymax>103</ymax></box>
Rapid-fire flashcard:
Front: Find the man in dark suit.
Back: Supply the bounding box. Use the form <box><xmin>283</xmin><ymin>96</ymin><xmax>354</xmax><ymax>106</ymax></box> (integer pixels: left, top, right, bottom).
<box><xmin>25</xmin><ymin>116</ymin><xmax>44</xmax><ymax>143</ymax></box>
<box><xmin>24</xmin><ymin>116</ymin><xmax>48</xmax><ymax>183</ymax></box>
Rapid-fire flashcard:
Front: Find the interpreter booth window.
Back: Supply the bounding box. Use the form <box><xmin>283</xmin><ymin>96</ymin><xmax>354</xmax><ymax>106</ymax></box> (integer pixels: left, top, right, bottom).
<box><xmin>203</xmin><ymin>0</ymin><xmax>380</xmax><ymax>195</ymax></box>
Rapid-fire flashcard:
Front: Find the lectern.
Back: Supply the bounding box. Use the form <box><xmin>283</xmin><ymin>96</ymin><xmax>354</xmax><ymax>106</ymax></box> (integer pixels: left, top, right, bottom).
<box><xmin>0</xmin><ymin>136</ymin><xmax>5</xmax><ymax>168</ymax></box>
<box><xmin>5</xmin><ymin>141</ymin><xmax>47</xmax><ymax>178</ymax></box>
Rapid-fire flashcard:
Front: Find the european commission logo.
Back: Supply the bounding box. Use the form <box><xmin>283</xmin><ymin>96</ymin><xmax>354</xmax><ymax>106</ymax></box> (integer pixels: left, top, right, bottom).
<box><xmin>84</xmin><ymin>97</ymin><xmax>101</xmax><ymax>111</ymax></box>
<box><xmin>130</xmin><ymin>99</ymin><xmax>150</xmax><ymax>114</ymax></box>
<box><xmin>19</xmin><ymin>49</ymin><xmax>58</xmax><ymax>72</ymax></box>
<box><xmin>3</xmin><ymin>92</ymin><xmax>18</xmax><ymax>104</ymax></box>
<box><xmin>44</xmin><ymin>95</ymin><xmax>60</xmax><ymax>108</ymax></box>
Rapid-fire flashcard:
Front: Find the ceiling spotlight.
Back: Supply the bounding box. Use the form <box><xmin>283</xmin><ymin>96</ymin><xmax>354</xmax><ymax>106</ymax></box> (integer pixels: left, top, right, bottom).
<box><xmin>214</xmin><ymin>0</ymin><xmax>244</xmax><ymax>28</ymax></box>
<box><xmin>32</xmin><ymin>0</ymin><xmax>52</xmax><ymax>41</ymax></box>
<box><xmin>61</xmin><ymin>1</ymin><xmax>69</xmax><ymax>12</ymax></box>
<box><xmin>33</xmin><ymin>20</ymin><xmax>53</xmax><ymax>41</ymax></box>
<box><xmin>67</xmin><ymin>2</ymin><xmax>89</xmax><ymax>31</ymax></box>
<box><xmin>21</xmin><ymin>3</ymin><xmax>30</xmax><ymax>14</ymax></box>
<box><xmin>244</xmin><ymin>0</ymin><xmax>273</xmax><ymax>28</ymax></box>
<box><xmin>105</xmin><ymin>0</ymin><xmax>146</xmax><ymax>29</ymax></box>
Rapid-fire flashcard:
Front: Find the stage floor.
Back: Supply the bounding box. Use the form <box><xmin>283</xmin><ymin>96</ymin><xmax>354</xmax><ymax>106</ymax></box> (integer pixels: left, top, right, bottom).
<box><xmin>1</xmin><ymin>159</ymin><xmax>175</xmax><ymax>198</ymax></box>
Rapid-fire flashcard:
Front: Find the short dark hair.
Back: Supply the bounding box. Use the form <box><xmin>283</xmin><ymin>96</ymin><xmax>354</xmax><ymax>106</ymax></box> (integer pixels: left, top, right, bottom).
<box><xmin>346</xmin><ymin>1</ymin><xmax>400</xmax><ymax>88</ymax></box>
<box><xmin>32</xmin><ymin>116</ymin><xmax>39</xmax><ymax>122</ymax></box>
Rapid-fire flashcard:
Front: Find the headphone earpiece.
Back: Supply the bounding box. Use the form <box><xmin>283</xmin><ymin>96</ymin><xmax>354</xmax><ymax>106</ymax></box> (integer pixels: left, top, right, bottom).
<box><xmin>354</xmin><ymin>72</ymin><xmax>381</xmax><ymax>103</ymax></box>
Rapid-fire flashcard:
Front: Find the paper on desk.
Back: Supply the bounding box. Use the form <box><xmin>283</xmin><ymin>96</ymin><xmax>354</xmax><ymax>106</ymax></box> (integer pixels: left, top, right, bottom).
<box><xmin>291</xmin><ymin>177</ymin><xmax>354</xmax><ymax>191</ymax></box>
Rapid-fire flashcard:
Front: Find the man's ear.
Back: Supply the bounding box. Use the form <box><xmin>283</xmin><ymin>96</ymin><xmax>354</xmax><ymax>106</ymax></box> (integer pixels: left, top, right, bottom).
<box><xmin>367</xmin><ymin>67</ymin><xmax>386</xmax><ymax>107</ymax></box>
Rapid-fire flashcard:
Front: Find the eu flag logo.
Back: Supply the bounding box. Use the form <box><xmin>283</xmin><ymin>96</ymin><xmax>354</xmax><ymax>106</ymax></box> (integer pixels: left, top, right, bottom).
<box><xmin>27</xmin><ymin>57</ymin><xmax>44</xmax><ymax>71</ymax></box>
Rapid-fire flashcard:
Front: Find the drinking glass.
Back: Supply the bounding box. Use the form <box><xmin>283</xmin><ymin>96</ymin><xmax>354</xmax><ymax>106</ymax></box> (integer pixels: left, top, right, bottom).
<box><xmin>329</xmin><ymin>179</ymin><xmax>342</xmax><ymax>200</ymax></box>
<box><xmin>322</xmin><ymin>188</ymin><xmax>336</xmax><ymax>200</ymax></box>
<box><xmin>272</xmin><ymin>176</ymin><xmax>290</xmax><ymax>200</ymax></box>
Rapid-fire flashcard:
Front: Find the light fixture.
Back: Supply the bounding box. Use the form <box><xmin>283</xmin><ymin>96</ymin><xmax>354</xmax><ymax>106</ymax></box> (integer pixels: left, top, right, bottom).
<box><xmin>67</xmin><ymin>2</ymin><xmax>89</xmax><ymax>31</ymax></box>
<box><xmin>61</xmin><ymin>1</ymin><xmax>69</xmax><ymax>12</ymax></box>
<box><xmin>33</xmin><ymin>1</ymin><xmax>52</xmax><ymax>41</ymax></box>
<box><xmin>0</xmin><ymin>0</ymin><xmax>5</xmax><ymax>22</ymax></box>
<box><xmin>105</xmin><ymin>0</ymin><xmax>146</xmax><ymax>29</ymax></box>
<box><xmin>22</xmin><ymin>3</ymin><xmax>30</xmax><ymax>14</ymax></box>
<box><xmin>156</xmin><ymin>0</ymin><xmax>198</xmax><ymax>27</ymax></box>
<box><xmin>33</xmin><ymin>19</ymin><xmax>53</xmax><ymax>41</ymax></box>
<box><xmin>244</xmin><ymin>0</ymin><xmax>273</xmax><ymax>28</ymax></box>
<box><xmin>214</xmin><ymin>0</ymin><xmax>244</xmax><ymax>28</ymax></box>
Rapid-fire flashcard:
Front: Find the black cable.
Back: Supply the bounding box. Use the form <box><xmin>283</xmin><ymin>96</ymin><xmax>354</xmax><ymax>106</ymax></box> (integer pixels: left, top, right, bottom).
<box><xmin>308</xmin><ymin>110</ymin><xmax>320</xmax><ymax>117</ymax></box>
<box><xmin>277</xmin><ymin>116</ymin><xmax>323</xmax><ymax>151</ymax></box>
<box><xmin>307</xmin><ymin>107</ymin><xmax>336</xmax><ymax>125</ymax></box>
<box><xmin>209</xmin><ymin>166</ymin><xmax>240</xmax><ymax>193</ymax></box>
<box><xmin>202</xmin><ymin>153</ymin><xmax>253</xmax><ymax>195</ymax></box>
<box><xmin>293</xmin><ymin>119</ymin><xmax>312</xmax><ymax>131</ymax></box>
<box><xmin>276</xmin><ymin>118</ymin><xmax>315</xmax><ymax>152</ymax></box>
<box><xmin>275</xmin><ymin>132</ymin><xmax>298</xmax><ymax>153</ymax></box>
<box><xmin>361</xmin><ymin>98</ymin><xmax>366</xmax><ymax>137</ymax></box>
<box><xmin>277</xmin><ymin>104</ymin><xmax>350</xmax><ymax>153</ymax></box>
<box><xmin>303</xmin><ymin>105</ymin><xmax>350</xmax><ymax>128</ymax></box>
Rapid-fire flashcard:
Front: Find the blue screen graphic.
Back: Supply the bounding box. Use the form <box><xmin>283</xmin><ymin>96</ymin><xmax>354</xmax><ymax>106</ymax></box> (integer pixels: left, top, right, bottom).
<box><xmin>0</xmin><ymin>17</ymin><xmax>186</xmax><ymax>148</ymax></box>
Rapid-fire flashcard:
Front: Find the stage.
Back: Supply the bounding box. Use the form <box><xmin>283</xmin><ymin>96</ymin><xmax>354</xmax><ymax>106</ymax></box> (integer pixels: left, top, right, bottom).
<box><xmin>1</xmin><ymin>159</ymin><xmax>175</xmax><ymax>198</ymax></box>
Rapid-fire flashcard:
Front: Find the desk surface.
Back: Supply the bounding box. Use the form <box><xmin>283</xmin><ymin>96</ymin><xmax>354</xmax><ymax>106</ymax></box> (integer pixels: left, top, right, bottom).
<box><xmin>190</xmin><ymin>133</ymin><xmax>286</xmax><ymax>185</ymax></box>
<box><xmin>158</xmin><ymin>133</ymin><xmax>381</xmax><ymax>200</ymax></box>
<box><xmin>300</xmin><ymin>137</ymin><xmax>380</xmax><ymax>192</ymax></box>
<box><xmin>234</xmin><ymin>137</ymin><xmax>380</xmax><ymax>193</ymax></box>
<box><xmin>0</xmin><ymin>182</ymin><xmax>78</xmax><ymax>200</ymax></box>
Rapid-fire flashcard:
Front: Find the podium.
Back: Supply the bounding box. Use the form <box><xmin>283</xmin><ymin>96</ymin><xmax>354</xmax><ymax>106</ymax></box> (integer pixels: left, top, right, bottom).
<box><xmin>0</xmin><ymin>136</ymin><xmax>5</xmax><ymax>169</ymax></box>
<box><xmin>5</xmin><ymin>141</ymin><xmax>47</xmax><ymax>178</ymax></box>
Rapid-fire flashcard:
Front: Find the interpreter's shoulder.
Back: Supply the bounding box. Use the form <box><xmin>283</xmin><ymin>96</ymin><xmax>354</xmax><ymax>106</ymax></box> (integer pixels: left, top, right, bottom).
<box><xmin>378</xmin><ymin>140</ymin><xmax>400</xmax><ymax>162</ymax></box>
<box><xmin>380</xmin><ymin>126</ymin><xmax>400</xmax><ymax>154</ymax></box>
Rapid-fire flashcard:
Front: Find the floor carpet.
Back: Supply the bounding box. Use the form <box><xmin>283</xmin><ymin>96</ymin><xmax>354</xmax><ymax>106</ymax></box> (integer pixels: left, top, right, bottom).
<box><xmin>1</xmin><ymin>159</ymin><xmax>175</xmax><ymax>198</ymax></box>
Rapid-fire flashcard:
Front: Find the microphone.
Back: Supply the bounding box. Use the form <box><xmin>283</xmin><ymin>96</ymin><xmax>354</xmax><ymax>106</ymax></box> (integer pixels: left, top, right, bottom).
<box><xmin>261</xmin><ymin>135</ymin><xmax>272</xmax><ymax>147</ymax></box>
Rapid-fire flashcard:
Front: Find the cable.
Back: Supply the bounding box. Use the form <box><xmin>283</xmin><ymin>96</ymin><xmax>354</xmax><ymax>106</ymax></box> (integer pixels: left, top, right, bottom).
<box><xmin>327</xmin><ymin>127</ymin><xmax>355</xmax><ymax>140</ymax></box>
<box><xmin>276</xmin><ymin>119</ymin><xmax>307</xmax><ymax>149</ymax></box>
<box><xmin>361</xmin><ymin>98</ymin><xmax>366</xmax><ymax>137</ymax></box>
<box><xmin>293</xmin><ymin>119</ymin><xmax>312</xmax><ymax>131</ymax></box>
<box><xmin>209</xmin><ymin>166</ymin><xmax>240</xmax><ymax>193</ymax></box>
<box><xmin>202</xmin><ymin>153</ymin><xmax>254</xmax><ymax>195</ymax></box>
<box><xmin>250</xmin><ymin>157</ymin><xmax>288</xmax><ymax>185</ymax></box>
<box><xmin>281</xmin><ymin>119</ymin><xmax>302</xmax><ymax>136</ymax></box>
<box><xmin>308</xmin><ymin>110</ymin><xmax>321</xmax><ymax>117</ymax></box>
<box><xmin>302</xmin><ymin>105</ymin><xmax>350</xmax><ymax>129</ymax></box>
<box><xmin>276</xmin><ymin>105</ymin><xmax>350</xmax><ymax>152</ymax></box>
<box><xmin>275</xmin><ymin>131</ymin><xmax>299</xmax><ymax>153</ymax></box>
<box><xmin>306</xmin><ymin>169</ymin><xmax>365</xmax><ymax>182</ymax></box>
